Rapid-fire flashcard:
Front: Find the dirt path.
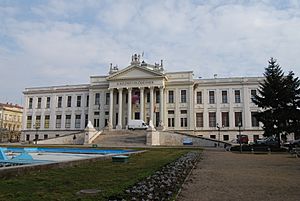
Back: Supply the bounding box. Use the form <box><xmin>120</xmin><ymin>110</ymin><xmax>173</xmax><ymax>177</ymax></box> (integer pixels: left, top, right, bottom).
<box><xmin>177</xmin><ymin>149</ymin><xmax>300</xmax><ymax>201</ymax></box>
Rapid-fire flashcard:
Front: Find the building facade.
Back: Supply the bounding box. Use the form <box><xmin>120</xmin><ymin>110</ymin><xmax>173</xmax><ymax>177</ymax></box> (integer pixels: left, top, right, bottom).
<box><xmin>0</xmin><ymin>103</ymin><xmax>23</xmax><ymax>142</ymax></box>
<box><xmin>21</xmin><ymin>54</ymin><xmax>264</xmax><ymax>142</ymax></box>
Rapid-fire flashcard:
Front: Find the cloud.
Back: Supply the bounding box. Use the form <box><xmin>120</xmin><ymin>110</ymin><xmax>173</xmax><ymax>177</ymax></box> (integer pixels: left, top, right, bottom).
<box><xmin>0</xmin><ymin>0</ymin><xmax>300</xmax><ymax>104</ymax></box>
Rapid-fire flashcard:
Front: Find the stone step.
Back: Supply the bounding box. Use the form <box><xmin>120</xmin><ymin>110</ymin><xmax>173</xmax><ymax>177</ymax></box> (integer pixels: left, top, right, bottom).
<box><xmin>92</xmin><ymin>130</ymin><xmax>147</xmax><ymax>146</ymax></box>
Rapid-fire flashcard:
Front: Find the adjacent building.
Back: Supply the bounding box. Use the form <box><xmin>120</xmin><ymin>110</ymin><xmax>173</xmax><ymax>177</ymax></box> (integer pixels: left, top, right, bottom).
<box><xmin>21</xmin><ymin>54</ymin><xmax>264</xmax><ymax>142</ymax></box>
<box><xmin>0</xmin><ymin>103</ymin><xmax>23</xmax><ymax>142</ymax></box>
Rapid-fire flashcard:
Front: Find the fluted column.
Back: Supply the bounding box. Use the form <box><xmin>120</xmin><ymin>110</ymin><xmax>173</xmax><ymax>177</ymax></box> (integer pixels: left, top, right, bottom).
<box><xmin>159</xmin><ymin>86</ymin><xmax>165</xmax><ymax>130</ymax></box>
<box><xmin>140</xmin><ymin>87</ymin><xmax>144</xmax><ymax>121</ymax></box>
<box><xmin>109</xmin><ymin>88</ymin><xmax>114</xmax><ymax>130</ymax></box>
<box><xmin>116</xmin><ymin>88</ymin><xmax>123</xmax><ymax>130</ymax></box>
<box><xmin>128</xmin><ymin>88</ymin><xmax>132</xmax><ymax>121</ymax></box>
<box><xmin>149</xmin><ymin>87</ymin><xmax>155</xmax><ymax>129</ymax></box>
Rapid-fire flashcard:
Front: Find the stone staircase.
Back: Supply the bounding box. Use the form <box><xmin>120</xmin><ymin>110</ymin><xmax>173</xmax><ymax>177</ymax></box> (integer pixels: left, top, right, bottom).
<box><xmin>92</xmin><ymin>129</ymin><xmax>147</xmax><ymax>147</ymax></box>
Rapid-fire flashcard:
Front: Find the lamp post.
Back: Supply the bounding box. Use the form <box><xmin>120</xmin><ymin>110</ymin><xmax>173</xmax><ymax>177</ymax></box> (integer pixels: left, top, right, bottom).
<box><xmin>34</xmin><ymin>124</ymin><xmax>39</xmax><ymax>144</ymax></box>
<box><xmin>216</xmin><ymin>123</ymin><xmax>221</xmax><ymax>147</ymax></box>
<box><xmin>238</xmin><ymin>122</ymin><xmax>242</xmax><ymax>153</ymax></box>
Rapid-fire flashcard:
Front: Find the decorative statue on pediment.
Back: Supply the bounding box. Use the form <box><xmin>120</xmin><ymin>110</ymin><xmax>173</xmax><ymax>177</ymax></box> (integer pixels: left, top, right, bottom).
<box><xmin>131</xmin><ymin>53</ymin><xmax>141</xmax><ymax>65</ymax></box>
<box><xmin>109</xmin><ymin>63</ymin><xmax>119</xmax><ymax>75</ymax></box>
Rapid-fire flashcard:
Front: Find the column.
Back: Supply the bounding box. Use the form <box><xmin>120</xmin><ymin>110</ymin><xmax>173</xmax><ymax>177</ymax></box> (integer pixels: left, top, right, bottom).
<box><xmin>159</xmin><ymin>86</ymin><xmax>165</xmax><ymax>129</ymax></box>
<box><xmin>128</xmin><ymin>88</ymin><xmax>132</xmax><ymax>121</ymax></box>
<box><xmin>149</xmin><ymin>87</ymin><xmax>155</xmax><ymax>129</ymax></box>
<box><xmin>117</xmin><ymin>88</ymin><xmax>123</xmax><ymax>130</ymax></box>
<box><xmin>109</xmin><ymin>88</ymin><xmax>113</xmax><ymax>130</ymax></box>
<box><xmin>140</xmin><ymin>87</ymin><xmax>144</xmax><ymax>121</ymax></box>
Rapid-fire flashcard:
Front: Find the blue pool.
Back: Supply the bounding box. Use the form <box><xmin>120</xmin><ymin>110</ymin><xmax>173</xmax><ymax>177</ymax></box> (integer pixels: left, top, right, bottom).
<box><xmin>1</xmin><ymin>147</ymin><xmax>132</xmax><ymax>155</ymax></box>
<box><xmin>0</xmin><ymin>147</ymin><xmax>134</xmax><ymax>167</ymax></box>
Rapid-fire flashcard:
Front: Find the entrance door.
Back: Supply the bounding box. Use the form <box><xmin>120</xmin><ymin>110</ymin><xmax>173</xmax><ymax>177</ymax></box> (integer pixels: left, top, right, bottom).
<box><xmin>155</xmin><ymin>112</ymin><xmax>159</xmax><ymax>127</ymax></box>
<box><xmin>134</xmin><ymin>112</ymin><xmax>140</xmax><ymax>120</ymax></box>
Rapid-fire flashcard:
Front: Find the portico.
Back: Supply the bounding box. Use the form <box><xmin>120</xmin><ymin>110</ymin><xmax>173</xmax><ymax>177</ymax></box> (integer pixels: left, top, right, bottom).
<box><xmin>107</xmin><ymin>85</ymin><xmax>165</xmax><ymax>130</ymax></box>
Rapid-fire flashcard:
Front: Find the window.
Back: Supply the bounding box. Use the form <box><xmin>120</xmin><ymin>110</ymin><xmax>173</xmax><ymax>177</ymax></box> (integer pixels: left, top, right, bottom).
<box><xmin>26</xmin><ymin>134</ymin><xmax>30</xmax><ymax>141</ymax></box>
<box><xmin>35</xmin><ymin>115</ymin><xmax>41</xmax><ymax>128</ymax></box>
<box><xmin>235</xmin><ymin>90</ymin><xmax>241</xmax><ymax>103</ymax></box>
<box><xmin>181</xmin><ymin>110</ymin><xmax>187</xmax><ymax>114</ymax></box>
<box><xmin>168</xmin><ymin>91</ymin><xmax>174</xmax><ymax>103</ymax></box>
<box><xmin>57</xmin><ymin>96</ymin><xmax>62</xmax><ymax>108</ymax></box>
<box><xmin>146</xmin><ymin>92</ymin><xmax>150</xmax><ymax>103</ymax></box>
<box><xmin>56</xmin><ymin>115</ymin><xmax>62</xmax><ymax>128</ymax></box>
<box><xmin>67</xmin><ymin>96</ymin><xmax>72</xmax><ymax>107</ymax></box>
<box><xmin>46</xmin><ymin>97</ymin><xmax>50</xmax><ymax>108</ymax></box>
<box><xmin>94</xmin><ymin>118</ymin><xmax>99</xmax><ymax>127</ymax></box>
<box><xmin>106</xmin><ymin>93</ymin><xmax>110</xmax><ymax>105</ymax></box>
<box><xmin>251</xmin><ymin>90</ymin><xmax>257</xmax><ymax>102</ymax></box>
<box><xmin>94</xmin><ymin>111</ymin><xmax>100</xmax><ymax>115</ymax></box>
<box><xmin>222</xmin><ymin>112</ymin><xmax>229</xmax><ymax>127</ymax></box>
<box><xmin>210</xmin><ymin>135</ymin><xmax>216</xmax><ymax>139</ymax></box>
<box><xmin>253</xmin><ymin>135</ymin><xmax>259</xmax><ymax>142</ymax></box>
<box><xmin>86</xmin><ymin>95</ymin><xmax>89</xmax><ymax>107</ymax></box>
<box><xmin>223</xmin><ymin>135</ymin><xmax>229</xmax><ymax>141</ymax></box>
<box><xmin>65</xmin><ymin>115</ymin><xmax>71</xmax><ymax>128</ymax></box>
<box><xmin>196</xmin><ymin>113</ymin><xmax>203</xmax><ymax>127</ymax></box>
<box><xmin>44</xmin><ymin>134</ymin><xmax>48</xmax><ymax>139</ymax></box>
<box><xmin>168</xmin><ymin>118</ymin><xmax>175</xmax><ymax>127</ymax></box>
<box><xmin>222</xmin><ymin>91</ymin><xmax>228</xmax><ymax>103</ymax></box>
<box><xmin>44</xmin><ymin>115</ymin><xmax>50</xmax><ymax>129</ymax></box>
<box><xmin>180</xmin><ymin>118</ymin><xmax>188</xmax><ymax>127</ymax></box>
<box><xmin>95</xmin><ymin>93</ymin><xmax>100</xmax><ymax>105</ymax></box>
<box><xmin>85</xmin><ymin>114</ymin><xmax>89</xmax><ymax>127</ymax></box>
<box><xmin>235</xmin><ymin>112</ymin><xmax>243</xmax><ymax>127</ymax></box>
<box><xmin>251</xmin><ymin>112</ymin><xmax>259</xmax><ymax>127</ymax></box>
<box><xmin>105</xmin><ymin>111</ymin><xmax>109</xmax><ymax>115</ymax></box>
<box><xmin>125</xmin><ymin>94</ymin><xmax>128</xmax><ymax>103</ymax></box>
<box><xmin>26</xmin><ymin>116</ymin><xmax>32</xmax><ymax>129</ymax></box>
<box><xmin>181</xmin><ymin>90</ymin><xmax>187</xmax><ymax>103</ymax></box>
<box><xmin>37</xmin><ymin>97</ymin><xmax>42</xmax><ymax>109</ymax></box>
<box><xmin>168</xmin><ymin>110</ymin><xmax>175</xmax><ymax>114</ymax></box>
<box><xmin>28</xmin><ymin>98</ymin><xmax>33</xmax><ymax>109</ymax></box>
<box><xmin>156</xmin><ymin>90</ymin><xmax>160</xmax><ymax>103</ymax></box>
<box><xmin>209</xmin><ymin>91</ymin><xmax>215</xmax><ymax>104</ymax></box>
<box><xmin>77</xmin><ymin>95</ymin><xmax>81</xmax><ymax>107</ymax></box>
<box><xmin>196</xmin><ymin>91</ymin><xmax>202</xmax><ymax>104</ymax></box>
<box><xmin>75</xmin><ymin>115</ymin><xmax>81</xmax><ymax>128</ymax></box>
<box><xmin>209</xmin><ymin>112</ymin><xmax>216</xmax><ymax>127</ymax></box>
<box><xmin>116</xmin><ymin>93</ymin><xmax>120</xmax><ymax>105</ymax></box>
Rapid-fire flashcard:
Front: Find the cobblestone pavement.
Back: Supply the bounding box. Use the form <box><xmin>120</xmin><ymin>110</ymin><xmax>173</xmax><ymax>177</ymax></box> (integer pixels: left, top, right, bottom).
<box><xmin>177</xmin><ymin>149</ymin><xmax>300</xmax><ymax>201</ymax></box>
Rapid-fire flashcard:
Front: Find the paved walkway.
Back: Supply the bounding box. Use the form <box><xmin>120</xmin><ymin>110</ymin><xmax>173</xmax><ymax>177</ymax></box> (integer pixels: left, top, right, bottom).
<box><xmin>177</xmin><ymin>149</ymin><xmax>300</xmax><ymax>201</ymax></box>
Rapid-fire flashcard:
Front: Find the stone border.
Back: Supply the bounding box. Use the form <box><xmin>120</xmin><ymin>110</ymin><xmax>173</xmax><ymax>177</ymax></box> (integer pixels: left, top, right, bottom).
<box><xmin>107</xmin><ymin>151</ymin><xmax>201</xmax><ymax>201</ymax></box>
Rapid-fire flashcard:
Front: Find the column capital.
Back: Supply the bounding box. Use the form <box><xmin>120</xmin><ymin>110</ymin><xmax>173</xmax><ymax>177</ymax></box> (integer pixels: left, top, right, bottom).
<box><xmin>139</xmin><ymin>87</ymin><xmax>145</xmax><ymax>90</ymax></box>
<box><xmin>117</xmin><ymin>88</ymin><xmax>123</xmax><ymax>92</ymax></box>
<box><xmin>109</xmin><ymin>88</ymin><xmax>114</xmax><ymax>92</ymax></box>
<box><xmin>127</xmin><ymin>87</ymin><xmax>132</xmax><ymax>91</ymax></box>
<box><xmin>159</xmin><ymin>86</ymin><xmax>165</xmax><ymax>90</ymax></box>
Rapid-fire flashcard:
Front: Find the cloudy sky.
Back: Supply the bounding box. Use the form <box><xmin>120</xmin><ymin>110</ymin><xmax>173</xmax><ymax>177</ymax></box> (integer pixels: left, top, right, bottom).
<box><xmin>1</xmin><ymin>0</ymin><xmax>300</xmax><ymax>105</ymax></box>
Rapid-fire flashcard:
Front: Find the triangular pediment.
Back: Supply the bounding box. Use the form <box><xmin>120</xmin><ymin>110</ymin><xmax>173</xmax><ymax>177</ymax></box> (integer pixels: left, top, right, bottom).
<box><xmin>107</xmin><ymin>65</ymin><xmax>164</xmax><ymax>80</ymax></box>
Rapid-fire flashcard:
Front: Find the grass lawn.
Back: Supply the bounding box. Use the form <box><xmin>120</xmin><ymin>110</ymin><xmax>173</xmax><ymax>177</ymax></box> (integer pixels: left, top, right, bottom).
<box><xmin>0</xmin><ymin>147</ymin><xmax>201</xmax><ymax>201</ymax></box>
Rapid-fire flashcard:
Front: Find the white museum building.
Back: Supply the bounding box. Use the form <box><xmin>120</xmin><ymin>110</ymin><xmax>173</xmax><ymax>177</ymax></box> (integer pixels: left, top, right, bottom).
<box><xmin>21</xmin><ymin>54</ymin><xmax>264</xmax><ymax>142</ymax></box>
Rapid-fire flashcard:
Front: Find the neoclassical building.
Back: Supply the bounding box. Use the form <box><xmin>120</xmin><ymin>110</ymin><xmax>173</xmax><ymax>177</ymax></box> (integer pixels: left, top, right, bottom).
<box><xmin>21</xmin><ymin>54</ymin><xmax>264</xmax><ymax>142</ymax></box>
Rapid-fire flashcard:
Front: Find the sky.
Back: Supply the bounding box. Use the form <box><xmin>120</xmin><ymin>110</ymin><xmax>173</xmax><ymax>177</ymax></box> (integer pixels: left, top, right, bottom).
<box><xmin>1</xmin><ymin>0</ymin><xmax>300</xmax><ymax>105</ymax></box>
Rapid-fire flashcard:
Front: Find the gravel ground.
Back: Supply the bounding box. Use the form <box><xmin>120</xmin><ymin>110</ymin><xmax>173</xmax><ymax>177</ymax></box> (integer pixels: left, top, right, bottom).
<box><xmin>177</xmin><ymin>149</ymin><xmax>300</xmax><ymax>201</ymax></box>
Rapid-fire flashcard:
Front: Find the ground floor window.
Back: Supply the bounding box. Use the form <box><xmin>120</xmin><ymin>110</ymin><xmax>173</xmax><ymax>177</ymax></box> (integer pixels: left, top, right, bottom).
<box><xmin>94</xmin><ymin>118</ymin><xmax>99</xmax><ymax>128</ymax></box>
<box><xmin>65</xmin><ymin>115</ymin><xmax>71</xmax><ymax>128</ymax></box>
<box><xmin>26</xmin><ymin>134</ymin><xmax>30</xmax><ymax>141</ymax></box>
<box><xmin>44</xmin><ymin>115</ymin><xmax>50</xmax><ymax>129</ymax></box>
<box><xmin>196</xmin><ymin>113</ymin><xmax>203</xmax><ymax>127</ymax></box>
<box><xmin>75</xmin><ymin>115</ymin><xmax>81</xmax><ymax>128</ymax></box>
<box><xmin>223</xmin><ymin>135</ymin><xmax>229</xmax><ymax>141</ymax></box>
<box><xmin>210</xmin><ymin>135</ymin><xmax>216</xmax><ymax>139</ymax></box>
<box><xmin>180</xmin><ymin>118</ymin><xmax>188</xmax><ymax>127</ymax></box>
<box><xmin>168</xmin><ymin>118</ymin><xmax>175</xmax><ymax>127</ymax></box>
<box><xmin>44</xmin><ymin>134</ymin><xmax>48</xmax><ymax>139</ymax></box>
<box><xmin>56</xmin><ymin>115</ymin><xmax>62</xmax><ymax>128</ymax></box>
